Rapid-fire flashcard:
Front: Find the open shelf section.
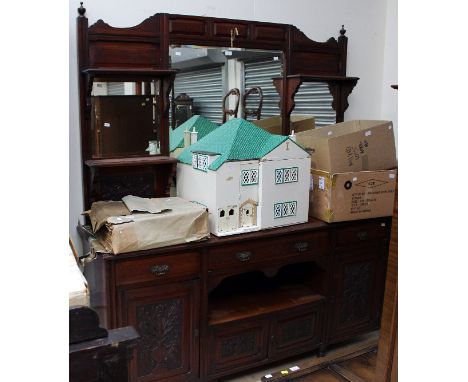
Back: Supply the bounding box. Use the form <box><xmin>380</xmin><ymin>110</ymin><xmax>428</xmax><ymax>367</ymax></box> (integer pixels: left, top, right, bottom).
<box><xmin>208</xmin><ymin>261</ymin><xmax>327</xmax><ymax>326</ymax></box>
<box><xmin>208</xmin><ymin>285</ymin><xmax>325</xmax><ymax>326</ymax></box>
<box><xmin>85</xmin><ymin>156</ymin><xmax>177</xmax><ymax>168</ymax></box>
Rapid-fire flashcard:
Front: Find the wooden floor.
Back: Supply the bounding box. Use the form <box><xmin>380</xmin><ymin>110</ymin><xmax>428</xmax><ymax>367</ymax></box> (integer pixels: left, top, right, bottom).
<box><xmin>225</xmin><ymin>331</ymin><xmax>379</xmax><ymax>382</ymax></box>
<box><xmin>299</xmin><ymin>350</ymin><xmax>377</xmax><ymax>382</ymax></box>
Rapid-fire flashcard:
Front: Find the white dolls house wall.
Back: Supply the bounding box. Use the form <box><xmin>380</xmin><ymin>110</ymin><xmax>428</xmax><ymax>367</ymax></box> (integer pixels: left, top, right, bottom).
<box><xmin>259</xmin><ymin>156</ymin><xmax>311</xmax><ymax>230</ymax></box>
<box><xmin>214</xmin><ymin>160</ymin><xmax>260</xmax><ymax>235</ymax></box>
<box><xmin>258</xmin><ymin>139</ymin><xmax>311</xmax><ymax>229</ymax></box>
<box><xmin>262</xmin><ymin>139</ymin><xmax>308</xmax><ymax>161</ymax></box>
<box><xmin>176</xmin><ymin>163</ymin><xmax>218</xmax><ymax>233</ymax></box>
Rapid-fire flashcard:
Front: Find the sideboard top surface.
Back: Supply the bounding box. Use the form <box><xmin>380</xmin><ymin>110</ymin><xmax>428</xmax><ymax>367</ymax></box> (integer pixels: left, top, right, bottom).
<box><xmin>95</xmin><ymin>217</ymin><xmax>391</xmax><ymax>261</ymax></box>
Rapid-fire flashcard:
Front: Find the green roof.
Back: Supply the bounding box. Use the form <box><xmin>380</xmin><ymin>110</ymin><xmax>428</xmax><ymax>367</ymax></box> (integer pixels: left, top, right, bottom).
<box><xmin>169</xmin><ymin>115</ymin><xmax>219</xmax><ymax>153</ymax></box>
<box><xmin>178</xmin><ymin>118</ymin><xmax>291</xmax><ymax>171</ymax></box>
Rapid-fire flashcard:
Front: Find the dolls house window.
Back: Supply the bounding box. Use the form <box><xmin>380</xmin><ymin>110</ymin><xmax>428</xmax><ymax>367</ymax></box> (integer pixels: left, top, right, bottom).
<box><xmin>274</xmin><ymin>201</ymin><xmax>297</xmax><ymax>218</ymax></box>
<box><xmin>284</xmin><ymin>168</ymin><xmax>291</xmax><ymax>183</ymax></box>
<box><xmin>275</xmin><ymin>167</ymin><xmax>298</xmax><ymax>184</ymax></box>
<box><xmin>290</xmin><ymin>167</ymin><xmax>298</xmax><ymax>182</ymax></box>
<box><xmin>241</xmin><ymin>169</ymin><xmax>259</xmax><ymax>186</ymax></box>
<box><xmin>193</xmin><ymin>154</ymin><xmax>209</xmax><ymax>171</ymax></box>
<box><xmin>275</xmin><ymin>169</ymin><xmax>284</xmax><ymax>184</ymax></box>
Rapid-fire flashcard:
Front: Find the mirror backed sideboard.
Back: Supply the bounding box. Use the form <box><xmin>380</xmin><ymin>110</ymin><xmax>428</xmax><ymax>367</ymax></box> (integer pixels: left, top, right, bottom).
<box><xmin>73</xmin><ymin>6</ymin><xmax>391</xmax><ymax>382</ymax></box>
<box><xmin>77</xmin><ymin>4</ymin><xmax>359</xmax><ymax>210</ymax></box>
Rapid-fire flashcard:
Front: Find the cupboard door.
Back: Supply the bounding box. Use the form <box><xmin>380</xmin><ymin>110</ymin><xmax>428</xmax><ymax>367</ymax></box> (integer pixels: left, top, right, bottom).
<box><xmin>208</xmin><ymin>318</ymin><xmax>269</xmax><ymax>378</ymax></box>
<box><xmin>120</xmin><ymin>281</ymin><xmax>199</xmax><ymax>382</ymax></box>
<box><xmin>329</xmin><ymin>246</ymin><xmax>387</xmax><ymax>344</ymax></box>
<box><xmin>269</xmin><ymin>302</ymin><xmax>324</xmax><ymax>360</ymax></box>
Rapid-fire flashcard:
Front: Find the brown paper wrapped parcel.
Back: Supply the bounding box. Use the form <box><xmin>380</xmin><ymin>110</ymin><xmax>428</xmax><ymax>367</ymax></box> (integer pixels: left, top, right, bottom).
<box><xmin>88</xmin><ymin>196</ymin><xmax>210</xmax><ymax>254</ymax></box>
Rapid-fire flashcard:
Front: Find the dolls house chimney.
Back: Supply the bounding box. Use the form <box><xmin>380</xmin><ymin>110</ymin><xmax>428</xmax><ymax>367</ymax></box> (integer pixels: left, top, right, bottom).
<box><xmin>183</xmin><ymin>129</ymin><xmax>191</xmax><ymax>148</ymax></box>
<box><xmin>190</xmin><ymin>126</ymin><xmax>198</xmax><ymax>145</ymax></box>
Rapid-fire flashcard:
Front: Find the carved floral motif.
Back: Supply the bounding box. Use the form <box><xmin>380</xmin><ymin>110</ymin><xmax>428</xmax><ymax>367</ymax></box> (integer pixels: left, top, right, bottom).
<box><xmin>339</xmin><ymin>261</ymin><xmax>372</xmax><ymax>325</ymax></box>
<box><xmin>99</xmin><ymin>173</ymin><xmax>154</xmax><ymax>201</ymax></box>
<box><xmin>136</xmin><ymin>298</ymin><xmax>183</xmax><ymax>377</ymax></box>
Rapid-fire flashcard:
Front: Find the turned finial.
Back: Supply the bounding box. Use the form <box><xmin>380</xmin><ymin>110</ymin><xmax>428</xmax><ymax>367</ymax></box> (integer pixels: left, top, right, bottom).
<box><xmin>340</xmin><ymin>25</ymin><xmax>346</xmax><ymax>36</ymax></box>
<box><xmin>78</xmin><ymin>2</ymin><xmax>86</xmax><ymax>16</ymax></box>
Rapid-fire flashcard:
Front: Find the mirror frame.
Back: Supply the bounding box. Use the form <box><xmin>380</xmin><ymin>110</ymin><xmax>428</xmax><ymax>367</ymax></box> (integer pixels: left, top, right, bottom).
<box><xmin>77</xmin><ymin>5</ymin><xmax>358</xmax><ymax>208</ymax></box>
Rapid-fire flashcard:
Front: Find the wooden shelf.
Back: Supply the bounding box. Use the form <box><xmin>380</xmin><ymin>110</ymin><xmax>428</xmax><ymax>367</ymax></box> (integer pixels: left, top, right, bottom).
<box><xmin>272</xmin><ymin>74</ymin><xmax>359</xmax><ymax>82</ymax></box>
<box><xmin>82</xmin><ymin>67</ymin><xmax>178</xmax><ymax>81</ymax></box>
<box><xmin>85</xmin><ymin>156</ymin><xmax>177</xmax><ymax>168</ymax></box>
<box><xmin>208</xmin><ymin>284</ymin><xmax>325</xmax><ymax>326</ymax></box>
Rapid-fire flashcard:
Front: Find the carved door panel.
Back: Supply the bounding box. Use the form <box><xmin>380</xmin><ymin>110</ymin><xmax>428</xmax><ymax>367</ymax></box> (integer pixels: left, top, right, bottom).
<box><xmin>207</xmin><ymin>318</ymin><xmax>269</xmax><ymax>378</ymax></box>
<box><xmin>269</xmin><ymin>302</ymin><xmax>324</xmax><ymax>360</ymax></box>
<box><xmin>120</xmin><ymin>281</ymin><xmax>199</xmax><ymax>382</ymax></box>
<box><xmin>329</xmin><ymin>246</ymin><xmax>387</xmax><ymax>344</ymax></box>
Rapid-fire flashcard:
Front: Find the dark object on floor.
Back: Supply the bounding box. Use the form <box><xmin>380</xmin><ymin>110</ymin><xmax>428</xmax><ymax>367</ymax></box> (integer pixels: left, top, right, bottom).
<box><xmin>69</xmin><ymin>306</ymin><xmax>139</xmax><ymax>382</ymax></box>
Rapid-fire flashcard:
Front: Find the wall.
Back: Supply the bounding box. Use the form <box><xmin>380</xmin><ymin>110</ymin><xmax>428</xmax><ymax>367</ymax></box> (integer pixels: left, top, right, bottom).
<box><xmin>69</xmin><ymin>0</ymin><xmax>397</xmax><ymax>254</ymax></box>
<box><xmin>380</xmin><ymin>0</ymin><xmax>398</xmax><ymax>151</ymax></box>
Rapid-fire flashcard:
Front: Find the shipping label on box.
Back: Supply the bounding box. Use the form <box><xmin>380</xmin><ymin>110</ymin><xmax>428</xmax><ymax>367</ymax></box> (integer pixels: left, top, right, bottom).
<box><xmin>310</xmin><ymin>169</ymin><xmax>397</xmax><ymax>223</ymax></box>
<box><xmin>296</xmin><ymin>120</ymin><xmax>397</xmax><ymax>173</ymax></box>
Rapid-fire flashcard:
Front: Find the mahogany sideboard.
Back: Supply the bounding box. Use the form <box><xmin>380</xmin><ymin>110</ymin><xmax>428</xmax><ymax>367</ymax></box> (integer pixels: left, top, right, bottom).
<box><xmin>82</xmin><ymin>216</ymin><xmax>390</xmax><ymax>382</ymax></box>
<box><xmin>76</xmin><ymin>6</ymin><xmax>385</xmax><ymax>382</ymax></box>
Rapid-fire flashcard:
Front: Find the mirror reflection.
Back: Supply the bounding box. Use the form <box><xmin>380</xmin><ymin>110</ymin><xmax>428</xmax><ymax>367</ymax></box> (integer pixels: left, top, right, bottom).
<box><xmin>87</xmin><ymin>47</ymin><xmax>337</xmax><ymax>159</ymax></box>
<box><xmin>169</xmin><ymin>45</ymin><xmax>336</xmax><ymax>132</ymax></box>
<box><xmin>293</xmin><ymin>82</ymin><xmax>335</xmax><ymax>128</ymax></box>
<box><xmin>169</xmin><ymin>45</ymin><xmax>283</xmax><ymax>127</ymax></box>
<box><xmin>90</xmin><ymin>81</ymin><xmax>161</xmax><ymax>157</ymax></box>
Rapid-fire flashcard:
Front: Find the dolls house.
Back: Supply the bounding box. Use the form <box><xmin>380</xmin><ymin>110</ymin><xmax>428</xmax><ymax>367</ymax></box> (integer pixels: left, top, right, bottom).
<box><xmin>169</xmin><ymin>115</ymin><xmax>219</xmax><ymax>158</ymax></box>
<box><xmin>177</xmin><ymin>118</ymin><xmax>311</xmax><ymax>236</ymax></box>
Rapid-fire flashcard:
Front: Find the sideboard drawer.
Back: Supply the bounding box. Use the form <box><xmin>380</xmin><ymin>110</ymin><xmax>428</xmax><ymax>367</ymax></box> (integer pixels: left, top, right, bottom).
<box><xmin>335</xmin><ymin>221</ymin><xmax>389</xmax><ymax>247</ymax></box>
<box><xmin>115</xmin><ymin>252</ymin><xmax>200</xmax><ymax>286</ymax></box>
<box><xmin>208</xmin><ymin>231</ymin><xmax>330</xmax><ymax>272</ymax></box>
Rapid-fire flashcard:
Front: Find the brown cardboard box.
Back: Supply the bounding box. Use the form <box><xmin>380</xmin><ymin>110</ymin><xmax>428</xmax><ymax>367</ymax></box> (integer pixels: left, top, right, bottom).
<box><xmin>296</xmin><ymin>120</ymin><xmax>397</xmax><ymax>173</ymax></box>
<box><xmin>310</xmin><ymin>168</ymin><xmax>397</xmax><ymax>223</ymax></box>
<box><xmin>252</xmin><ymin>115</ymin><xmax>315</xmax><ymax>135</ymax></box>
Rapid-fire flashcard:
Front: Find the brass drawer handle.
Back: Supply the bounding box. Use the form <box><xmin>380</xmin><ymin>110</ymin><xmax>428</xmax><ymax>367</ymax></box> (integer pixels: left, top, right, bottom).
<box><xmin>295</xmin><ymin>241</ymin><xmax>309</xmax><ymax>252</ymax></box>
<box><xmin>235</xmin><ymin>251</ymin><xmax>252</xmax><ymax>262</ymax></box>
<box><xmin>357</xmin><ymin>231</ymin><xmax>369</xmax><ymax>241</ymax></box>
<box><xmin>150</xmin><ymin>264</ymin><xmax>170</xmax><ymax>276</ymax></box>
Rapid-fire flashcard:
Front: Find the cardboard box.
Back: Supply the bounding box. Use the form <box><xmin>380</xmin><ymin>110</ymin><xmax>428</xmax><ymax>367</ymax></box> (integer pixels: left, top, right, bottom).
<box><xmin>252</xmin><ymin>115</ymin><xmax>315</xmax><ymax>135</ymax></box>
<box><xmin>310</xmin><ymin>169</ymin><xmax>397</xmax><ymax>223</ymax></box>
<box><xmin>296</xmin><ymin>120</ymin><xmax>397</xmax><ymax>173</ymax></box>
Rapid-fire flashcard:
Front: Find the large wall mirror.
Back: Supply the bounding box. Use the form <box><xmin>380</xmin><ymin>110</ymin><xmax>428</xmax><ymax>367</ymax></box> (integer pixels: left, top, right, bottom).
<box><xmin>169</xmin><ymin>45</ymin><xmax>283</xmax><ymax>126</ymax></box>
<box><xmin>168</xmin><ymin>45</ymin><xmax>335</xmax><ymax>131</ymax></box>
